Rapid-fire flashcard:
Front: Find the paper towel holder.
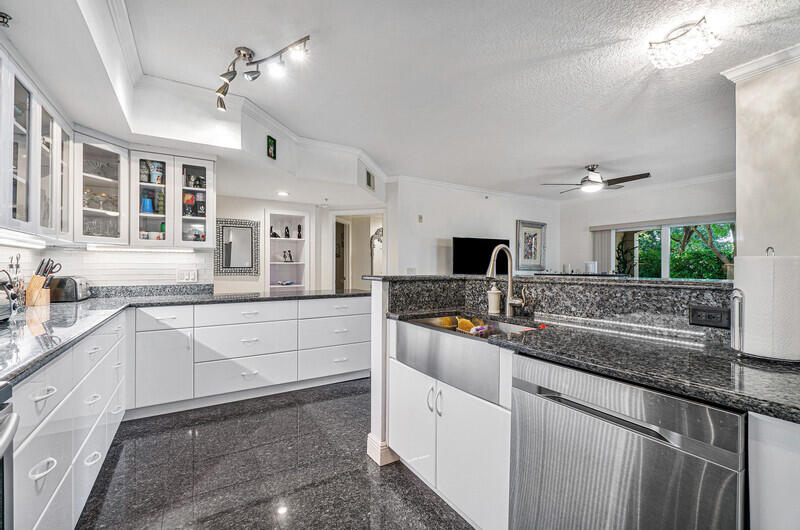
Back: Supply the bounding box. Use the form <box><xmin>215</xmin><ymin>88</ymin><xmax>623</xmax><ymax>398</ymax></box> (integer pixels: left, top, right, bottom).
<box><xmin>731</xmin><ymin>288</ymin><xmax>744</xmax><ymax>351</ymax></box>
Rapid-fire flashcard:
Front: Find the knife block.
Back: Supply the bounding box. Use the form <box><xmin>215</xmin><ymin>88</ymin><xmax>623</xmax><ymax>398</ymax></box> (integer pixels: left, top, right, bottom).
<box><xmin>26</xmin><ymin>275</ymin><xmax>50</xmax><ymax>307</ymax></box>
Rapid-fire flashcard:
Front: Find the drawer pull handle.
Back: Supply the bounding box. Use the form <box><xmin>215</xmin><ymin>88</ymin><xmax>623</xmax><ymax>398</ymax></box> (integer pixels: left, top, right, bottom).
<box><xmin>114</xmin><ymin>325</ymin><xmax>123</xmax><ymax>331</ymax></box>
<box><xmin>31</xmin><ymin>385</ymin><xmax>58</xmax><ymax>403</ymax></box>
<box><xmin>84</xmin><ymin>451</ymin><xmax>102</xmax><ymax>467</ymax></box>
<box><xmin>113</xmin><ymin>362</ymin><xmax>124</xmax><ymax>369</ymax></box>
<box><xmin>435</xmin><ymin>389</ymin><xmax>443</xmax><ymax>417</ymax></box>
<box><xmin>240</xmin><ymin>370</ymin><xmax>259</xmax><ymax>378</ymax></box>
<box><xmin>426</xmin><ymin>386</ymin><xmax>435</xmax><ymax>412</ymax></box>
<box><xmin>87</xmin><ymin>346</ymin><xmax>102</xmax><ymax>354</ymax></box>
<box><xmin>334</xmin><ymin>305</ymin><xmax>349</xmax><ymax>310</ymax></box>
<box><xmin>84</xmin><ymin>393</ymin><xmax>102</xmax><ymax>405</ymax></box>
<box><xmin>29</xmin><ymin>457</ymin><xmax>57</xmax><ymax>481</ymax></box>
<box><xmin>111</xmin><ymin>406</ymin><xmax>124</xmax><ymax>415</ymax></box>
<box><xmin>240</xmin><ymin>338</ymin><xmax>260</xmax><ymax>344</ymax></box>
<box><xmin>333</xmin><ymin>328</ymin><xmax>349</xmax><ymax>334</ymax></box>
<box><xmin>241</xmin><ymin>311</ymin><xmax>260</xmax><ymax>316</ymax></box>
<box><xmin>156</xmin><ymin>316</ymin><xmax>177</xmax><ymax>321</ymax></box>
<box><xmin>332</xmin><ymin>357</ymin><xmax>349</xmax><ymax>363</ymax></box>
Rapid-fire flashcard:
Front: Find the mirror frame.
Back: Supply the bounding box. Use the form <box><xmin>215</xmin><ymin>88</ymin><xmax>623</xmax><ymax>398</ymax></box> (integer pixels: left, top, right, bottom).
<box><xmin>215</xmin><ymin>217</ymin><xmax>260</xmax><ymax>276</ymax></box>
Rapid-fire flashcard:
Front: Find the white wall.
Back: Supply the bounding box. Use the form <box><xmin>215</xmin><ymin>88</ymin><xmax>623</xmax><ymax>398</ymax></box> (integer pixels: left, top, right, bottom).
<box><xmin>390</xmin><ymin>177</ymin><xmax>561</xmax><ymax>275</ymax></box>
<box><xmin>559</xmin><ymin>175</ymin><xmax>736</xmax><ymax>269</ymax></box>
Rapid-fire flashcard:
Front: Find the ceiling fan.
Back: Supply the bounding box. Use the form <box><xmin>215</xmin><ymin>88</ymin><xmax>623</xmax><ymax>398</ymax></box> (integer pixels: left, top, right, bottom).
<box><xmin>541</xmin><ymin>164</ymin><xmax>651</xmax><ymax>194</ymax></box>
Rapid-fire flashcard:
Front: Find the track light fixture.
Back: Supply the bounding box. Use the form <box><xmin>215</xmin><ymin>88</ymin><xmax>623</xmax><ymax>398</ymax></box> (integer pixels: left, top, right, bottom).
<box><xmin>214</xmin><ymin>36</ymin><xmax>310</xmax><ymax>109</ymax></box>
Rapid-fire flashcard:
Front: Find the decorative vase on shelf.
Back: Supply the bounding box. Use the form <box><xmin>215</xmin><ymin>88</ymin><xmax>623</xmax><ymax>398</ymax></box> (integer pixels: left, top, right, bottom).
<box><xmin>297</xmin><ymin>224</ymin><xmax>302</xmax><ymax>239</ymax></box>
<box><xmin>284</xmin><ymin>226</ymin><xmax>290</xmax><ymax>239</ymax></box>
<box><xmin>270</xmin><ymin>225</ymin><xmax>280</xmax><ymax>238</ymax></box>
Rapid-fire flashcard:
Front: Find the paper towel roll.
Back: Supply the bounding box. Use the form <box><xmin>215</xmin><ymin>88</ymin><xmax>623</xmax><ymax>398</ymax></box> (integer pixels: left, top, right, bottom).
<box><xmin>734</xmin><ymin>256</ymin><xmax>800</xmax><ymax>361</ymax></box>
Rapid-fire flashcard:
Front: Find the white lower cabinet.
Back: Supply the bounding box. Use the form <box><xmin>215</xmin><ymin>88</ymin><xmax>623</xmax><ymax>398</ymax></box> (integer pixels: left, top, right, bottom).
<box><xmin>298</xmin><ymin>342</ymin><xmax>371</xmax><ymax>380</ymax></box>
<box><xmin>72</xmin><ymin>413</ymin><xmax>107</xmax><ymax>526</ymax></box>
<box><xmin>193</xmin><ymin>320</ymin><xmax>297</xmax><ymax>362</ymax></box>
<box><xmin>194</xmin><ymin>351</ymin><xmax>298</xmax><ymax>398</ymax></box>
<box><xmin>135</xmin><ymin>328</ymin><xmax>193</xmax><ymax>407</ymax></box>
<box><xmin>436</xmin><ymin>381</ymin><xmax>510</xmax><ymax>530</ymax></box>
<box><xmin>388</xmin><ymin>359</ymin><xmax>511</xmax><ymax>530</ymax></box>
<box><xmin>33</xmin><ymin>466</ymin><xmax>73</xmax><ymax>530</ymax></box>
<box><xmin>388</xmin><ymin>359</ymin><xmax>437</xmax><ymax>484</ymax></box>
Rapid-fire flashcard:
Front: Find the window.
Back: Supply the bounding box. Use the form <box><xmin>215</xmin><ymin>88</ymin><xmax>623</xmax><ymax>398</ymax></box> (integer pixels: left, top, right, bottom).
<box><xmin>614</xmin><ymin>228</ymin><xmax>661</xmax><ymax>279</ymax></box>
<box><xmin>669</xmin><ymin>223</ymin><xmax>735</xmax><ymax>280</ymax></box>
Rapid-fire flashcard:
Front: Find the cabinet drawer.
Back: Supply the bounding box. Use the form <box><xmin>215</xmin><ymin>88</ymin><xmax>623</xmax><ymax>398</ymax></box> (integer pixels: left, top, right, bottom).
<box><xmin>12</xmin><ymin>349</ymin><xmax>74</xmax><ymax>446</ymax></box>
<box><xmin>73</xmin><ymin>331</ymin><xmax>119</xmax><ymax>381</ymax></box>
<box><xmin>14</xmin><ymin>397</ymin><xmax>74</xmax><ymax>530</ymax></box>
<box><xmin>96</xmin><ymin>311</ymin><xmax>127</xmax><ymax>341</ymax></box>
<box><xmin>298</xmin><ymin>342</ymin><xmax>371</xmax><ymax>380</ymax></box>
<box><xmin>298</xmin><ymin>296</ymin><xmax>371</xmax><ymax>319</ymax></box>
<box><xmin>72</xmin><ymin>415</ymin><xmax>107</xmax><ymax>527</ymax></box>
<box><xmin>104</xmin><ymin>380</ymin><xmax>126</xmax><ymax>446</ymax></box>
<box><xmin>194</xmin><ymin>320</ymin><xmax>297</xmax><ymax>362</ymax></box>
<box><xmin>297</xmin><ymin>314</ymin><xmax>371</xmax><ymax>349</ymax></box>
<box><xmin>136</xmin><ymin>305</ymin><xmax>193</xmax><ymax>331</ymax></box>
<box><xmin>194</xmin><ymin>300</ymin><xmax>297</xmax><ymax>327</ymax></box>
<box><xmin>194</xmin><ymin>351</ymin><xmax>297</xmax><ymax>398</ymax></box>
<box><xmin>72</xmin><ymin>346</ymin><xmax>116</xmax><ymax>452</ymax></box>
<box><xmin>33</xmin><ymin>465</ymin><xmax>73</xmax><ymax>530</ymax></box>
<box><xmin>135</xmin><ymin>328</ymin><xmax>194</xmax><ymax>408</ymax></box>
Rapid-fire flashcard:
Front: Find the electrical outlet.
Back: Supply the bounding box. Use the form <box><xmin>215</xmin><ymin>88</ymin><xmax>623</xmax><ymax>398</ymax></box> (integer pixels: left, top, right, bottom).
<box><xmin>689</xmin><ymin>305</ymin><xmax>730</xmax><ymax>329</ymax></box>
<box><xmin>177</xmin><ymin>268</ymin><xmax>198</xmax><ymax>283</ymax></box>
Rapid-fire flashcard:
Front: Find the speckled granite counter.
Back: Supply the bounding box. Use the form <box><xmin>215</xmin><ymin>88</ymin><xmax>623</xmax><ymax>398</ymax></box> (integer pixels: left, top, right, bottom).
<box><xmin>388</xmin><ymin>310</ymin><xmax>800</xmax><ymax>424</ymax></box>
<box><xmin>0</xmin><ymin>289</ymin><xmax>369</xmax><ymax>387</ymax></box>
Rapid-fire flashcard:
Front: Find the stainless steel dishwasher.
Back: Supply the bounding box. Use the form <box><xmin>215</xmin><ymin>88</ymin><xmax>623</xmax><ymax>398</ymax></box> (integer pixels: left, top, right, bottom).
<box><xmin>510</xmin><ymin>354</ymin><xmax>746</xmax><ymax>530</ymax></box>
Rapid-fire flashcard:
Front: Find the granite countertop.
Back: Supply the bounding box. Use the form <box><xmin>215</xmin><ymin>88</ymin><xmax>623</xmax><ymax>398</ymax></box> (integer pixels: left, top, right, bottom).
<box><xmin>365</xmin><ymin>274</ymin><xmax>732</xmax><ymax>290</ymax></box>
<box><xmin>0</xmin><ymin>289</ymin><xmax>369</xmax><ymax>387</ymax></box>
<box><xmin>389</xmin><ymin>310</ymin><xmax>800</xmax><ymax>424</ymax></box>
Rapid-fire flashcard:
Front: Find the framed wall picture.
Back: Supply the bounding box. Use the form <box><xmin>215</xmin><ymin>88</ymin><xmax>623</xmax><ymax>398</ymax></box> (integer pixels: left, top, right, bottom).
<box><xmin>516</xmin><ymin>220</ymin><xmax>546</xmax><ymax>271</ymax></box>
<box><xmin>267</xmin><ymin>135</ymin><xmax>277</xmax><ymax>160</ymax></box>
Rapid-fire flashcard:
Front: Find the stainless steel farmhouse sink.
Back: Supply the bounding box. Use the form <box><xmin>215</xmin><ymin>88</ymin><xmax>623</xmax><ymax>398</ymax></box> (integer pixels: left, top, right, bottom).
<box><xmin>409</xmin><ymin>315</ymin><xmax>531</xmax><ymax>339</ymax></box>
<box><xmin>395</xmin><ymin>316</ymin><xmax>530</xmax><ymax>405</ymax></box>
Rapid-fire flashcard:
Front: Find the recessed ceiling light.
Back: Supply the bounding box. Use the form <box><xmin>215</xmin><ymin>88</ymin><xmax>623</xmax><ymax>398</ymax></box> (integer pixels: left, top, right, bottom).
<box><xmin>648</xmin><ymin>17</ymin><xmax>721</xmax><ymax>69</ymax></box>
<box><xmin>277</xmin><ymin>191</ymin><xmax>290</xmax><ymax>197</ymax></box>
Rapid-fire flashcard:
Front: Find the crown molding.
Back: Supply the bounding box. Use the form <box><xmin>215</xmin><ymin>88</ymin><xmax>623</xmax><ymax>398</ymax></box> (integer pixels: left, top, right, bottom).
<box><xmin>106</xmin><ymin>0</ymin><xmax>144</xmax><ymax>83</ymax></box>
<box><xmin>721</xmin><ymin>43</ymin><xmax>800</xmax><ymax>83</ymax></box>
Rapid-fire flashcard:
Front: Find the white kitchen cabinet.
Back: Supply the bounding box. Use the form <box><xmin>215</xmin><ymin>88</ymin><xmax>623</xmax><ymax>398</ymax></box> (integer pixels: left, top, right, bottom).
<box><xmin>436</xmin><ymin>380</ymin><xmax>511</xmax><ymax>530</ymax></box>
<box><xmin>388</xmin><ymin>358</ymin><xmax>437</xmax><ymax>485</ymax></box>
<box><xmin>129</xmin><ymin>150</ymin><xmax>175</xmax><ymax>246</ymax></box>
<box><xmin>55</xmin><ymin>126</ymin><xmax>73</xmax><ymax>240</ymax></box>
<box><xmin>135</xmin><ymin>305</ymin><xmax>194</xmax><ymax>332</ymax></box>
<box><xmin>135</xmin><ymin>328</ymin><xmax>193</xmax><ymax>407</ymax></box>
<box><xmin>175</xmin><ymin>156</ymin><xmax>214</xmax><ymax>248</ymax></box>
<box><xmin>298</xmin><ymin>296</ymin><xmax>371</xmax><ymax>319</ymax></box>
<box><xmin>74</xmin><ymin>135</ymin><xmax>129</xmax><ymax>245</ymax></box>
<box><xmin>297</xmin><ymin>314</ymin><xmax>371</xmax><ymax>350</ymax></box>
<box><xmin>71</xmin><ymin>413</ymin><xmax>107</xmax><ymax>527</ymax></box>
<box><xmin>194</xmin><ymin>300</ymin><xmax>297</xmax><ymax>327</ymax></box>
<box><xmin>193</xmin><ymin>320</ymin><xmax>298</xmax><ymax>362</ymax></box>
<box><xmin>298</xmin><ymin>342</ymin><xmax>371</xmax><ymax>380</ymax></box>
<box><xmin>194</xmin><ymin>351</ymin><xmax>298</xmax><ymax>398</ymax></box>
<box><xmin>33</xmin><ymin>466</ymin><xmax>73</xmax><ymax>530</ymax></box>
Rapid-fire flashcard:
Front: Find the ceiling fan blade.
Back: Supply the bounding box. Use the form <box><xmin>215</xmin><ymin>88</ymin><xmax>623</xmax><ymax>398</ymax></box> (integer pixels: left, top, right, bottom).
<box><xmin>606</xmin><ymin>184</ymin><xmax>624</xmax><ymax>190</ymax></box>
<box><xmin>605</xmin><ymin>172</ymin><xmax>650</xmax><ymax>186</ymax></box>
<box><xmin>541</xmin><ymin>183</ymin><xmax>582</xmax><ymax>186</ymax></box>
<box><xmin>559</xmin><ymin>187</ymin><xmax>581</xmax><ymax>194</ymax></box>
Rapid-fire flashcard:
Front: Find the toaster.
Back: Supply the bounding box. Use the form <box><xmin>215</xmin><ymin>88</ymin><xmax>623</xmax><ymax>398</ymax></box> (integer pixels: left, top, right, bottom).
<box><xmin>0</xmin><ymin>286</ymin><xmax>12</xmax><ymax>321</ymax></box>
<box><xmin>49</xmin><ymin>276</ymin><xmax>90</xmax><ymax>302</ymax></box>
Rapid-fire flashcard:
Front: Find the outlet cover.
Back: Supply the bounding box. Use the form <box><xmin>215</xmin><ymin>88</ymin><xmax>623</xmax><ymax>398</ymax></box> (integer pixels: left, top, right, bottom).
<box><xmin>177</xmin><ymin>268</ymin><xmax>198</xmax><ymax>283</ymax></box>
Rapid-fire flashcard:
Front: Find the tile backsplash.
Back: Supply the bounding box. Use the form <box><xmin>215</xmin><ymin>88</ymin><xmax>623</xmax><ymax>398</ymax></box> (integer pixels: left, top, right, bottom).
<box><xmin>0</xmin><ymin>245</ymin><xmax>213</xmax><ymax>287</ymax></box>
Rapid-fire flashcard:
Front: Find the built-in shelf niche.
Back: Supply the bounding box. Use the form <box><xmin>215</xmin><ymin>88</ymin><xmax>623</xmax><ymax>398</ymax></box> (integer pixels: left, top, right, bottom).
<box><xmin>267</xmin><ymin>210</ymin><xmax>309</xmax><ymax>289</ymax></box>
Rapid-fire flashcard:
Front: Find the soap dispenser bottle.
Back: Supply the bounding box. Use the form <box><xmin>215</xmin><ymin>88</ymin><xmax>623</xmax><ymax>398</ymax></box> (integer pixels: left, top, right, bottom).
<box><xmin>487</xmin><ymin>281</ymin><xmax>502</xmax><ymax>315</ymax></box>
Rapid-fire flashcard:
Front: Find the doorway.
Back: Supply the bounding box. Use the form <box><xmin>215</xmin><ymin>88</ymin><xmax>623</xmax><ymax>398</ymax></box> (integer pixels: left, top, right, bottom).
<box><xmin>334</xmin><ymin>214</ymin><xmax>384</xmax><ymax>291</ymax></box>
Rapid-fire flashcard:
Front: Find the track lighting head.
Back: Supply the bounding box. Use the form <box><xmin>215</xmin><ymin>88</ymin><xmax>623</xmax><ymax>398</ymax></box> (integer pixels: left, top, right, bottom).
<box><xmin>268</xmin><ymin>58</ymin><xmax>287</xmax><ymax>79</ymax></box>
<box><xmin>0</xmin><ymin>12</ymin><xmax>11</xmax><ymax>28</ymax></box>
<box><xmin>244</xmin><ymin>64</ymin><xmax>261</xmax><ymax>81</ymax></box>
<box><xmin>288</xmin><ymin>42</ymin><xmax>308</xmax><ymax>62</ymax></box>
<box><xmin>219</xmin><ymin>69</ymin><xmax>236</xmax><ymax>84</ymax></box>
<box><xmin>216</xmin><ymin>96</ymin><xmax>226</xmax><ymax>111</ymax></box>
<box><xmin>216</xmin><ymin>83</ymin><xmax>229</xmax><ymax>97</ymax></box>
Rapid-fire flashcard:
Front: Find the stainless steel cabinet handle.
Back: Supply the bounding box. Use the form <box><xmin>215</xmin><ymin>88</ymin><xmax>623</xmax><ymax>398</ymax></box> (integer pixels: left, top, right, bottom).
<box><xmin>87</xmin><ymin>346</ymin><xmax>102</xmax><ymax>354</ymax></box>
<box><xmin>111</xmin><ymin>406</ymin><xmax>124</xmax><ymax>415</ymax></box>
<box><xmin>241</xmin><ymin>310</ymin><xmax>260</xmax><ymax>316</ymax></box>
<box><xmin>435</xmin><ymin>389</ymin><xmax>443</xmax><ymax>416</ymax></box>
<box><xmin>332</xmin><ymin>357</ymin><xmax>348</xmax><ymax>363</ymax></box>
<box><xmin>113</xmin><ymin>362</ymin><xmax>123</xmax><ymax>369</ymax></box>
<box><xmin>31</xmin><ymin>385</ymin><xmax>58</xmax><ymax>402</ymax></box>
<box><xmin>156</xmin><ymin>316</ymin><xmax>177</xmax><ymax>321</ymax></box>
<box><xmin>240</xmin><ymin>338</ymin><xmax>260</xmax><ymax>343</ymax></box>
<box><xmin>29</xmin><ymin>457</ymin><xmax>57</xmax><ymax>481</ymax></box>
<box><xmin>84</xmin><ymin>393</ymin><xmax>102</xmax><ymax>405</ymax></box>
<box><xmin>334</xmin><ymin>305</ymin><xmax>349</xmax><ymax>310</ymax></box>
<box><xmin>426</xmin><ymin>386</ymin><xmax>435</xmax><ymax>412</ymax></box>
<box><xmin>187</xmin><ymin>331</ymin><xmax>192</xmax><ymax>350</ymax></box>
<box><xmin>84</xmin><ymin>451</ymin><xmax>102</xmax><ymax>466</ymax></box>
<box><xmin>333</xmin><ymin>328</ymin><xmax>349</xmax><ymax>334</ymax></box>
<box><xmin>241</xmin><ymin>370</ymin><xmax>259</xmax><ymax>378</ymax></box>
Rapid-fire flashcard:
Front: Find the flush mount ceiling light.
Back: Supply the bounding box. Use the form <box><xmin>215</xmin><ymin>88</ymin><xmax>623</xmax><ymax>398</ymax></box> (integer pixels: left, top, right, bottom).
<box><xmin>648</xmin><ymin>17</ymin><xmax>721</xmax><ymax>69</ymax></box>
<box><xmin>277</xmin><ymin>191</ymin><xmax>290</xmax><ymax>197</ymax></box>
<box><xmin>214</xmin><ymin>36</ymin><xmax>310</xmax><ymax>109</ymax></box>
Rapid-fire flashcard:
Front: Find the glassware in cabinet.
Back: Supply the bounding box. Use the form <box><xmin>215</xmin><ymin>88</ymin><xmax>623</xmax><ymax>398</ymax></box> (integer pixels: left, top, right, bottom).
<box><xmin>130</xmin><ymin>152</ymin><xmax>173</xmax><ymax>245</ymax></box>
<box><xmin>175</xmin><ymin>157</ymin><xmax>214</xmax><ymax>248</ymax></box>
<box><xmin>75</xmin><ymin>137</ymin><xmax>129</xmax><ymax>244</ymax></box>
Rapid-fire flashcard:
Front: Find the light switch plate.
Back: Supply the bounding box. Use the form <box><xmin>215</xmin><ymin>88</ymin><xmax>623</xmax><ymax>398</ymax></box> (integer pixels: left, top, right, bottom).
<box><xmin>177</xmin><ymin>268</ymin><xmax>198</xmax><ymax>283</ymax></box>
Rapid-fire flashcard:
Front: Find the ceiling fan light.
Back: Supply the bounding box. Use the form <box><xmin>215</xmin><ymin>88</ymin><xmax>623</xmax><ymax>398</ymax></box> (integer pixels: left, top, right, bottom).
<box><xmin>216</xmin><ymin>96</ymin><xmax>226</xmax><ymax>111</ymax></box>
<box><xmin>580</xmin><ymin>182</ymin><xmax>604</xmax><ymax>193</ymax></box>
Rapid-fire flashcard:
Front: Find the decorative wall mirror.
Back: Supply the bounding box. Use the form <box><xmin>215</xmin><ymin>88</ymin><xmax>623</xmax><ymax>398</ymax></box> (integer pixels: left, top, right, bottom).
<box><xmin>215</xmin><ymin>218</ymin><xmax>260</xmax><ymax>276</ymax></box>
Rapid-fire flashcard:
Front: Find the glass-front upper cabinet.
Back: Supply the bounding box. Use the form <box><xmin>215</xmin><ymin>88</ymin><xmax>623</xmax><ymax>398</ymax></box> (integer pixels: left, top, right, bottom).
<box><xmin>74</xmin><ymin>136</ymin><xmax>129</xmax><ymax>244</ymax></box>
<box><xmin>11</xmin><ymin>77</ymin><xmax>31</xmax><ymax>228</ymax></box>
<box><xmin>58</xmin><ymin>128</ymin><xmax>72</xmax><ymax>238</ymax></box>
<box><xmin>130</xmin><ymin>151</ymin><xmax>174</xmax><ymax>246</ymax></box>
<box><xmin>175</xmin><ymin>157</ymin><xmax>214</xmax><ymax>248</ymax></box>
<box><xmin>39</xmin><ymin>108</ymin><xmax>54</xmax><ymax>232</ymax></box>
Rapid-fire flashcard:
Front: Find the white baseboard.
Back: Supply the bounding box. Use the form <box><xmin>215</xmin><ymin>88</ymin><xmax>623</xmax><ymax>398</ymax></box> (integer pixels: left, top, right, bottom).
<box><xmin>366</xmin><ymin>432</ymin><xmax>399</xmax><ymax>466</ymax></box>
<box><xmin>123</xmin><ymin>370</ymin><xmax>370</xmax><ymax>421</ymax></box>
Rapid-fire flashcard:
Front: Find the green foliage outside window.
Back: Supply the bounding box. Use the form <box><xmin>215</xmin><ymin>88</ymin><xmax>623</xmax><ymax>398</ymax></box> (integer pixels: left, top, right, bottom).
<box><xmin>669</xmin><ymin>223</ymin><xmax>735</xmax><ymax>280</ymax></box>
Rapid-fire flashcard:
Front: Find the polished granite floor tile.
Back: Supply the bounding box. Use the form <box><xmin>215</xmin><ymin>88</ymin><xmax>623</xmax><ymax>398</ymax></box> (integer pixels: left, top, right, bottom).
<box><xmin>77</xmin><ymin>378</ymin><xmax>472</xmax><ymax>529</ymax></box>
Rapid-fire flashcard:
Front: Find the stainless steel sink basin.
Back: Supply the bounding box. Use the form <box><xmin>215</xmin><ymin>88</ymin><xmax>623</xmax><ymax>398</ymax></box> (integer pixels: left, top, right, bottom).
<box><xmin>410</xmin><ymin>315</ymin><xmax>532</xmax><ymax>339</ymax></box>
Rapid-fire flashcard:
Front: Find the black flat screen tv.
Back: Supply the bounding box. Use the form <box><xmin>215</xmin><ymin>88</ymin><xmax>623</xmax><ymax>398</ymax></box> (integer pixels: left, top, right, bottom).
<box><xmin>452</xmin><ymin>237</ymin><xmax>509</xmax><ymax>275</ymax></box>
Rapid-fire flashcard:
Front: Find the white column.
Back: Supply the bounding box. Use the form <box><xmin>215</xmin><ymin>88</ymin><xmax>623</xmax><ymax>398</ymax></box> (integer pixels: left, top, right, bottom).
<box><xmin>661</xmin><ymin>226</ymin><xmax>670</xmax><ymax>279</ymax></box>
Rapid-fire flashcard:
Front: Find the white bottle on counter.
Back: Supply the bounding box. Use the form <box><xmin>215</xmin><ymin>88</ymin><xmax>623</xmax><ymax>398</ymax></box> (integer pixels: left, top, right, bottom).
<box><xmin>487</xmin><ymin>281</ymin><xmax>502</xmax><ymax>315</ymax></box>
